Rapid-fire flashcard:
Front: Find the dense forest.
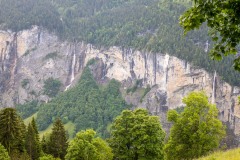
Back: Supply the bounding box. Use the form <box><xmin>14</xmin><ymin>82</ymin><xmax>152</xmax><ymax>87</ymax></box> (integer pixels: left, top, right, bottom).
<box><xmin>0</xmin><ymin>92</ymin><xmax>225</xmax><ymax>160</ymax></box>
<box><xmin>0</xmin><ymin>0</ymin><xmax>239</xmax><ymax>86</ymax></box>
<box><xmin>17</xmin><ymin>60</ymin><xmax>128</xmax><ymax>138</ymax></box>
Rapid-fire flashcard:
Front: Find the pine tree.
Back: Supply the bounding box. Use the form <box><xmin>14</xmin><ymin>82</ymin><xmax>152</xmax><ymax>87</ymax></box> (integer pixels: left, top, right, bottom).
<box><xmin>0</xmin><ymin>108</ymin><xmax>25</xmax><ymax>156</ymax></box>
<box><xmin>25</xmin><ymin>119</ymin><xmax>41</xmax><ymax>160</ymax></box>
<box><xmin>41</xmin><ymin>135</ymin><xmax>48</xmax><ymax>154</ymax></box>
<box><xmin>48</xmin><ymin>118</ymin><xmax>68</xmax><ymax>159</ymax></box>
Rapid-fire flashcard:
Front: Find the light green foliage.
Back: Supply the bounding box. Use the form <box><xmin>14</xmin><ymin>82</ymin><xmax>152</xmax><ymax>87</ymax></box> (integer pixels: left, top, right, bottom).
<box><xmin>47</xmin><ymin>118</ymin><xmax>68</xmax><ymax>159</ymax></box>
<box><xmin>109</xmin><ymin>109</ymin><xmax>165</xmax><ymax>160</ymax></box>
<box><xmin>0</xmin><ymin>144</ymin><xmax>10</xmax><ymax>160</ymax></box>
<box><xmin>0</xmin><ymin>108</ymin><xmax>25</xmax><ymax>156</ymax></box>
<box><xmin>65</xmin><ymin>129</ymin><xmax>113</xmax><ymax>160</ymax></box>
<box><xmin>43</xmin><ymin>78</ymin><xmax>62</xmax><ymax>97</ymax></box>
<box><xmin>37</xmin><ymin>66</ymin><xmax>127</xmax><ymax>138</ymax></box>
<box><xmin>180</xmin><ymin>0</ymin><xmax>240</xmax><ymax>71</ymax></box>
<box><xmin>164</xmin><ymin>92</ymin><xmax>226</xmax><ymax>160</ymax></box>
<box><xmin>40</xmin><ymin>154</ymin><xmax>60</xmax><ymax>160</ymax></box>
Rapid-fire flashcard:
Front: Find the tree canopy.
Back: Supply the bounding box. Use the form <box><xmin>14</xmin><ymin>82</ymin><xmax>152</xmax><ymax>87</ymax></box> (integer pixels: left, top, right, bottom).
<box><xmin>180</xmin><ymin>0</ymin><xmax>240</xmax><ymax>71</ymax></box>
<box><xmin>37</xmin><ymin>64</ymin><xmax>127</xmax><ymax>138</ymax></box>
<box><xmin>164</xmin><ymin>92</ymin><xmax>226</xmax><ymax>160</ymax></box>
<box><xmin>65</xmin><ymin>129</ymin><xmax>113</xmax><ymax>160</ymax></box>
<box><xmin>1</xmin><ymin>0</ymin><xmax>240</xmax><ymax>86</ymax></box>
<box><xmin>0</xmin><ymin>144</ymin><xmax>10</xmax><ymax>160</ymax></box>
<box><xmin>47</xmin><ymin>118</ymin><xmax>68</xmax><ymax>160</ymax></box>
<box><xmin>0</xmin><ymin>108</ymin><xmax>25</xmax><ymax>156</ymax></box>
<box><xmin>109</xmin><ymin>108</ymin><xmax>165</xmax><ymax>160</ymax></box>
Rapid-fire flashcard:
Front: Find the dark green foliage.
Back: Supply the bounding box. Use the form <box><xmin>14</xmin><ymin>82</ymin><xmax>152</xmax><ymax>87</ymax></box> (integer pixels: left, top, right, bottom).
<box><xmin>0</xmin><ymin>0</ymin><xmax>62</xmax><ymax>32</ymax></box>
<box><xmin>21</xmin><ymin>79</ymin><xmax>29</xmax><ymax>89</ymax></box>
<box><xmin>65</xmin><ymin>129</ymin><xmax>113</xmax><ymax>160</ymax></box>
<box><xmin>126</xmin><ymin>79</ymin><xmax>142</xmax><ymax>94</ymax></box>
<box><xmin>0</xmin><ymin>0</ymin><xmax>239</xmax><ymax>85</ymax></box>
<box><xmin>0</xmin><ymin>108</ymin><xmax>26</xmax><ymax>156</ymax></box>
<box><xmin>0</xmin><ymin>144</ymin><xmax>10</xmax><ymax>160</ymax></box>
<box><xmin>47</xmin><ymin>119</ymin><xmax>68</xmax><ymax>160</ymax></box>
<box><xmin>43</xmin><ymin>78</ymin><xmax>62</xmax><ymax>97</ymax></box>
<box><xmin>16</xmin><ymin>100</ymin><xmax>39</xmax><ymax>119</ymax></box>
<box><xmin>109</xmin><ymin>109</ymin><xmax>165</xmax><ymax>160</ymax></box>
<box><xmin>25</xmin><ymin>119</ymin><xmax>41</xmax><ymax>160</ymax></box>
<box><xmin>37</xmin><ymin>67</ymin><xmax>127</xmax><ymax>138</ymax></box>
<box><xmin>180</xmin><ymin>0</ymin><xmax>240</xmax><ymax>71</ymax></box>
<box><xmin>43</xmin><ymin>52</ymin><xmax>59</xmax><ymax>61</ymax></box>
<box><xmin>140</xmin><ymin>85</ymin><xmax>151</xmax><ymax>102</ymax></box>
<box><xmin>164</xmin><ymin>92</ymin><xmax>226</xmax><ymax>160</ymax></box>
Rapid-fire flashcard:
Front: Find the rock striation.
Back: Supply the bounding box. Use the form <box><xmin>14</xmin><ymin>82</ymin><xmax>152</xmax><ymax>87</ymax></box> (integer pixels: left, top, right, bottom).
<box><xmin>0</xmin><ymin>27</ymin><xmax>239</xmax><ymax>145</ymax></box>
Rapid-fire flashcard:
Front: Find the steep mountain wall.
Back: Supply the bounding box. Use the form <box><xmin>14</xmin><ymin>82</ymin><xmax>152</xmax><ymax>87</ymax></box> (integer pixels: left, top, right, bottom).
<box><xmin>0</xmin><ymin>27</ymin><xmax>240</xmax><ymax>144</ymax></box>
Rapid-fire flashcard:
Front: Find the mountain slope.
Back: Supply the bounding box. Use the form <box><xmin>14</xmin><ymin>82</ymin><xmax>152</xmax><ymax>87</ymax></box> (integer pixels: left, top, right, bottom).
<box><xmin>0</xmin><ymin>0</ymin><xmax>239</xmax><ymax>86</ymax></box>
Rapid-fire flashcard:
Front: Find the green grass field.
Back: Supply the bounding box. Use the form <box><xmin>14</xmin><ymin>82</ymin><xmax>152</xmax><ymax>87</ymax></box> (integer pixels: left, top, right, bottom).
<box><xmin>23</xmin><ymin>112</ymin><xmax>38</xmax><ymax>125</ymax></box>
<box><xmin>197</xmin><ymin>148</ymin><xmax>240</xmax><ymax>160</ymax></box>
<box><xmin>24</xmin><ymin>113</ymin><xmax>76</xmax><ymax>140</ymax></box>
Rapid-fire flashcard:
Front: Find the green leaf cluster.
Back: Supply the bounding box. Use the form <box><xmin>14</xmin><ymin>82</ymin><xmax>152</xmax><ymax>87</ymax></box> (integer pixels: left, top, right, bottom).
<box><xmin>180</xmin><ymin>0</ymin><xmax>240</xmax><ymax>71</ymax></box>
<box><xmin>109</xmin><ymin>109</ymin><xmax>165</xmax><ymax>160</ymax></box>
<box><xmin>65</xmin><ymin>129</ymin><xmax>113</xmax><ymax>160</ymax></box>
<box><xmin>43</xmin><ymin>78</ymin><xmax>62</xmax><ymax>98</ymax></box>
<box><xmin>164</xmin><ymin>92</ymin><xmax>226</xmax><ymax>160</ymax></box>
<box><xmin>0</xmin><ymin>144</ymin><xmax>10</xmax><ymax>160</ymax></box>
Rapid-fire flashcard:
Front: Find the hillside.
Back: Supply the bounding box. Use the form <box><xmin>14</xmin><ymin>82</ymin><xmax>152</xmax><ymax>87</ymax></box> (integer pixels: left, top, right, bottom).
<box><xmin>0</xmin><ymin>0</ymin><xmax>239</xmax><ymax>86</ymax></box>
<box><xmin>197</xmin><ymin>148</ymin><xmax>240</xmax><ymax>160</ymax></box>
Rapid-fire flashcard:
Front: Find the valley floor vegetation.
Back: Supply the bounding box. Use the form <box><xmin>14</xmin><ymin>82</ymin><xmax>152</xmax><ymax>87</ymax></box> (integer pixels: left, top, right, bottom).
<box><xmin>0</xmin><ymin>91</ymin><xmax>227</xmax><ymax>160</ymax></box>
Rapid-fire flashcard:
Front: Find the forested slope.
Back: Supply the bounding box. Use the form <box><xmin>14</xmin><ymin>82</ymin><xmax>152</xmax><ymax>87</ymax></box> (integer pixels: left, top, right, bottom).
<box><xmin>0</xmin><ymin>0</ymin><xmax>239</xmax><ymax>85</ymax></box>
<box><xmin>35</xmin><ymin>63</ymin><xmax>128</xmax><ymax>138</ymax></box>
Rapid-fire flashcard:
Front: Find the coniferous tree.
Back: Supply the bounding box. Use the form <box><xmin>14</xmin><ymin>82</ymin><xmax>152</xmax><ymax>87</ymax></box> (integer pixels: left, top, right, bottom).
<box><xmin>25</xmin><ymin>118</ymin><xmax>41</xmax><ymax>160</ymax></box>
<box><xmin>41</xmin><ymin>135</ymin><xmax>48</xmax><ymax>154</ymax></box>
<box><xmin>47</xmin><ymin>118</ymin><xmax>68</xmax><ymax>159</ymax></box>
<box><xmin>0</xmin><ymin>108</ymin><xmax>25</xmax><ymax>156</ymax></box>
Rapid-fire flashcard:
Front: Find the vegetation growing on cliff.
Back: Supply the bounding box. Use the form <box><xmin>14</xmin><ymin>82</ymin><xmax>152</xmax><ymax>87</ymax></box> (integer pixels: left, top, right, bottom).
<box><xmin>36</xmin><ymin>66</ymin><xmax>128</xmax><ymax>138</ymax></box>
<box><xmin>0</xmin><ymin>0</ymin><xmax>239</xmax><ymax>86</ymax></box>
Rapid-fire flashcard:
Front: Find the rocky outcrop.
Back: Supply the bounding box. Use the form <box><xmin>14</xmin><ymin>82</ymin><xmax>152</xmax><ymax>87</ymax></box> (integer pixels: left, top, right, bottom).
<box><xmin>0</xmin><ymin>27</ymin><xmax>240</xmax><ymax>145</ymax></box>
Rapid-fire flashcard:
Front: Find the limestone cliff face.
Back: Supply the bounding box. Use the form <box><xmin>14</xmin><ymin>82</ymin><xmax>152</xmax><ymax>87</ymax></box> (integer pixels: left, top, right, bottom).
<box><xmin>0</xmin><ymin>27</ymin><xmax>240</xmax><ymax>143</ymax></box>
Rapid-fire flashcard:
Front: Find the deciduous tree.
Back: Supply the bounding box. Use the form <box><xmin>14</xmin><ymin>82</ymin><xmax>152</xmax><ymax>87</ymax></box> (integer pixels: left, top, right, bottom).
<box><xmin>164</xmin><ymin>92</ymin><xmax>226</xmax><ymax>160</ymax></box>
<box><xmin>65</xmin><ymin>129</ymin><xmax>113</xmax><ymax>160</ymax></box>
<box><xmin>0</xmin><ymin>144</ymin><xmax>10</xmax><ymax>160</ymax></box>
<box><xmin>109</xmin><ymin>109</ymin><xmax>165</xmax><ymax>160</ymax></box>
<box><xmin>180</xmin><ymin>0</ymin><xmax>240</xmax><ymax>70</ymax></box>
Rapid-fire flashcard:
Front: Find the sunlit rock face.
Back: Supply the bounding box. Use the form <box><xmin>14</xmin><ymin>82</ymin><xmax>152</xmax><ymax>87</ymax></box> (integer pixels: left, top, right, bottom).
<box><xmin>0</xmin><ymin>27</ymin><xmax>239</xmax><ymax>146</ymax></box>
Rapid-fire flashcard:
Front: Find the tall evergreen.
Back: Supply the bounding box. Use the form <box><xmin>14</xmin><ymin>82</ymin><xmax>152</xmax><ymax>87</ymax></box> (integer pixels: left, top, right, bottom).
<box><xmin>0</xmin><ymin>108</ymin><xmax>25</xmax><ymax>156</ymax></box>
<box><xmin>25</xmin><ymin>118</ymin><xmax>41</xmax><ymax>160</ymax></box>
<box><xmin>48</xmin><ymin>118</ymin><xmax>68</xmax><ymax>159</ymax></box>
